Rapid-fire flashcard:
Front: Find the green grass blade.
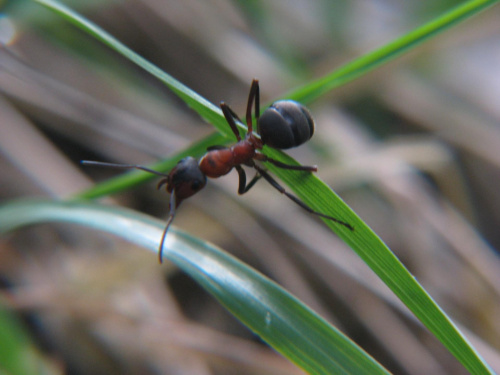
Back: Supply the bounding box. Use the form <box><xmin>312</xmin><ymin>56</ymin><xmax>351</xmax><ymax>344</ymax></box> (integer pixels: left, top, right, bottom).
<box><xmin>0</xmin><ymin>199</ymin><xmax>391</xmax><ymax>375</ymax></box>
<box><xmin>263</xmin><ymin>152</ymin><xmax>496</xmax><ymax>375</ymax></box>
<box><xmin>32</xmin><ymin>0</ymin><xmax>235</xmax><ymax>139</ymax></box>
<box><xmin>30</xmin><ymin>1</ymin><xmax>498</xmax><ymax>373</ymax></box>
<box><xmin>285</xmin><ymin>0</ymin><xmax>500</xmax><ymax>104</ymax></box>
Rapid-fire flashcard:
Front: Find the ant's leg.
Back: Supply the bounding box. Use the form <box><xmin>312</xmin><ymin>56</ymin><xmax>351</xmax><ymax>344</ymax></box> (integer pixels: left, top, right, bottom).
<box><xmin>235</xmin><ymin>165</ymin><xmax>246</xmax><ymax>194</ymax></box>
<box><xmin>254</xmin><ymin>153</ymin><xmax>318</xmax><ymax>172</ymax></box>
<box><xmin>244</xmin><ymin>172</ymin><xmax>262</xmax><ymax>193</ymax></box>
<box><xmin>253</xmin><ymin>164</ymin><xmax>354</xmax><ymax>230</ymax></box>
<box><xmin>157</xmin><ymin>178</ymin><xmax>169</xmax><ymax>190</ymax></box>
<box><xmin>220</xmin><ymin>102</ymin><xmax>242</xmax><ymax>142</ymax></box>
<box><xmin>251</xmin><ymin>79</ymin><xmax>260</xmax><ymax>122</ymax></box>
<box><xmin>82</xmin><ymin>161</ymin><xmax>168</xmax><ymax>177</ymax></box>
<box><xmin>246</xmin><ymin>79</ymin><xmax>259</xmax><ymax>133</ymax></box>
<box><xmin>235</xmin><ymin>165</ymin><xmax>262</xmax><ymax>194</ymax></box>
<box><xmin>255</xmin><ymin>81</ymin><xmax>260</xmax><ymax>122</ymax></box>
<box><xmin>224</xmin><ymin>103</ymin><xmax>243</xmax><ymax>125</ymax></box>
<box><xmin>158</xmin><ymin>192</ymin><xmax>177</xmax><ymax>263</ymax></box>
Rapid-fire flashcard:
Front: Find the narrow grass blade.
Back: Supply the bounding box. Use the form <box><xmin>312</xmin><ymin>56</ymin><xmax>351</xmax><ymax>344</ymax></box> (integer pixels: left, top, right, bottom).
<box><xmin>0</xmin><ymin>199</ymin><xmax>391</xmax><ymax>375</ymax></box>
<box><xmin>32</xmin><ymin>0</ymin><xmax>235</xmax><ymax>139</ymax></box>
<box><xmin>263</xmin><ymin>151</ymin><xmax>496</xmax><ymax>375</ymax></box>
<box><xmin>285</xmin><ymin>0</ymin><xmax>500</xmax><ymax>104</ymax></box>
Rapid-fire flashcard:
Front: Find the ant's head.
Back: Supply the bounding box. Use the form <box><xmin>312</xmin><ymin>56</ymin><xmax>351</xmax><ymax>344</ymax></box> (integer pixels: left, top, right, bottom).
<box><xmin>162</xmin><ymin>157</ymin><xmax>207</xmax><ymax>206</ymax></box>
<box><xmin>258</xmin><ymin>100</ymin><xmax>315</xmax><ymax>150</ymax></box>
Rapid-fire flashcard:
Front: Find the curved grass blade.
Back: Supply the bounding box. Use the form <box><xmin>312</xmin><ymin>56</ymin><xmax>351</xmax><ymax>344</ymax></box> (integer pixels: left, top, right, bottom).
<box><xmin>32</xmin><ymin>0</ymin><xmax>235</xmax><ymax>139</ymax></box>
<box><xmin>285</xmin><ymin>0</ymin><xmax>500</xmax><ymax>104</ymax></box>
<box><xmin>30</xmin><ymin>1</ymin><xmax>497</xmax><ymax>373</ymax></box>
<box><xmin>262</xmin><ymin>151</ymin><xmax>496</xmax><ymax>375</ymax></box>
<box><xmin>0</xmin><ymin>199</ymin><xmax>391</xmax><ymax>375</ymax></box>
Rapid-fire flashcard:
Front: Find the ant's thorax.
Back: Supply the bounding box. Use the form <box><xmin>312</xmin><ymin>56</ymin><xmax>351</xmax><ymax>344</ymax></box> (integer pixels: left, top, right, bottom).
<box><xmin>199</xmin><ymin>133</ymin><xmax>262</xmax><ymax>178</ymax></box>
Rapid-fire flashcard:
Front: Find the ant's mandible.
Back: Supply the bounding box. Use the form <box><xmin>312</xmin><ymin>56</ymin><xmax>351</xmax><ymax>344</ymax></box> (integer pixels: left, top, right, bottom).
<box><xmin>83</xmin><ymin>79</ymin><xmax>353</xmax><ymax>263</ymax></box>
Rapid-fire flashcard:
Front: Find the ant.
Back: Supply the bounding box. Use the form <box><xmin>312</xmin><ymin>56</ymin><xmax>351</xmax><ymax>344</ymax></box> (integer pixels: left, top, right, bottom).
<box><xmin>83</xmin><ymin>79</ymin><xmax>353</xmax><ymax>263</ymax></box>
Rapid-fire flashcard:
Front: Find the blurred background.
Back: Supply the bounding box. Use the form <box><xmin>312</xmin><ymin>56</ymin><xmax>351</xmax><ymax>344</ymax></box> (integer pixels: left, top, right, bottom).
<box><xmin>1</xmin><ymin>0</ymin><xmax>500</xmax><ymax>374</ymax></box>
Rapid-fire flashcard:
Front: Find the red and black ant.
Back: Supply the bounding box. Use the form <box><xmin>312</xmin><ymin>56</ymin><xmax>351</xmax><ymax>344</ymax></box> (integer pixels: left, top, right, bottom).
<box><xmin>83</xmin><ymin>79</ymin><xmax>353</xmax><ymax>263</ymax></box>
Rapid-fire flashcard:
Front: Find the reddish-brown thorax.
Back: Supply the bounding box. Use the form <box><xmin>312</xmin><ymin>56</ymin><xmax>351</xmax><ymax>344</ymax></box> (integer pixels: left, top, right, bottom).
<box><xmin>199</xmin><ymin>133</ymin><xmax>262</xmax><ymax>178</ymax></box>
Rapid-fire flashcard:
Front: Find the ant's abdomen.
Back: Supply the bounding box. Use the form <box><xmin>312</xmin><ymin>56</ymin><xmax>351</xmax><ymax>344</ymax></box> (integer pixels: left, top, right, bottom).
<box><xmin>258</xmin><ymin>100</ymin><xmax>314</xmax><ymax>149</ymax></box>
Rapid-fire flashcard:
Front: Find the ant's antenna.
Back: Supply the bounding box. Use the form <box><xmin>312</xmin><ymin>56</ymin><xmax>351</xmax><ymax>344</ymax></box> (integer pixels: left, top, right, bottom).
<box><xmin>158</xmin><ymin>192</ymin><xmax>177</xmax><ymax>263</ymax></box>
